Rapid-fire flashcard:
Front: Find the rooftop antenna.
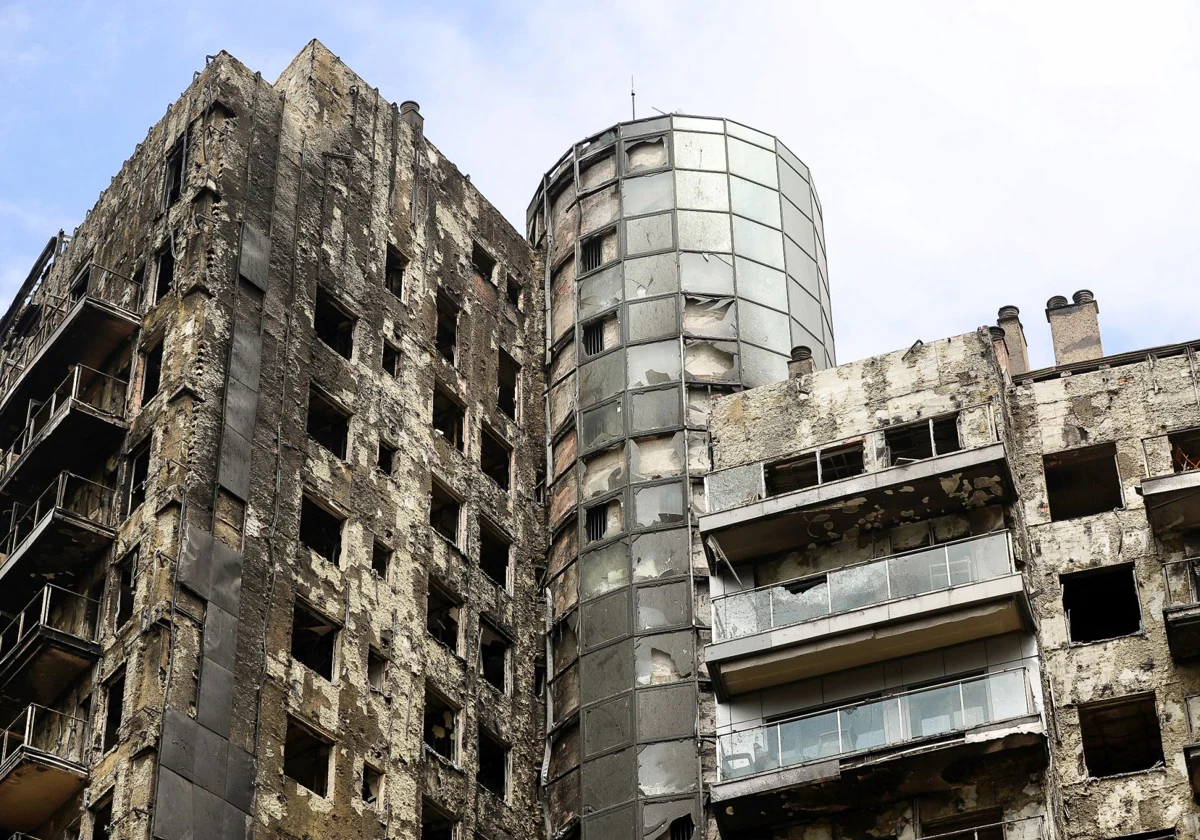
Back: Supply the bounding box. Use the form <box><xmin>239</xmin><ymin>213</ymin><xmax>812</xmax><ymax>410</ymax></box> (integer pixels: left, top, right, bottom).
<box><xmin>631</xmin><ymin>76</ymin><xmax>636</xmax><ymax>120</ymax></box>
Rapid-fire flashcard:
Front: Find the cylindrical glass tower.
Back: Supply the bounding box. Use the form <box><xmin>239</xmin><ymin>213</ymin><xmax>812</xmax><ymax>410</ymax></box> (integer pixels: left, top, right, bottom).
<box><xmin>528</xmin><ymin>114</ymin><xmax>833</xmax><ymax>839</ymax></box>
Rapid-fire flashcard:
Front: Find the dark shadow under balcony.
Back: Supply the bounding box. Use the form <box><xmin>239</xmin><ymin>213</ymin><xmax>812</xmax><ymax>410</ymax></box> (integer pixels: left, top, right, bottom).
<box><xmin>0</xmin><ymin>704</ymin><xmax>88</xmax><ymax>832</ymax></box>
<box><xmin>0</xmin><ymin>366</ymin><xmax>128</xmax><ymax>497</ymax></box>
<box><xmin>1140</xmin><ymin>427</ymin><xmax>1200</xmax><ymax>534</ymax></box>
<box><xmin>712</xmin><ymin>669</ymin><xmax>1046</xmax><ymax>837</ymax></box>
<box><xmin>708</xmin><ymin>532</ymin><xmax>1032</xmax><ymax>696</ymax></box>
<box><xmin>0</xmin><ymin>586</ymin><xmax>100</xmax><ymax>720</ymax></box>
<box><xmin>0</xmin><ymin>473</ymin><xmax>117</xmax><ymax>609</ymax></box>
<box><xmin>0</xmin><ymin>266</ymin><xmax>140</xmax><ymax>445</ymax></box>
<box><xmin>1162</xmin><ymin>558</ymin><xmax>1200</xmax><ymax>660</ymax></box>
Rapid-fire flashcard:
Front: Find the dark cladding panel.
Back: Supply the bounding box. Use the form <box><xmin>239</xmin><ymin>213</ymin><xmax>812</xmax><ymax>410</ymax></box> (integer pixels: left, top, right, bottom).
<box><xmin>237</xmin><ymin>223</ymin><xmax>270</xmax><ymax>291</ymax></box>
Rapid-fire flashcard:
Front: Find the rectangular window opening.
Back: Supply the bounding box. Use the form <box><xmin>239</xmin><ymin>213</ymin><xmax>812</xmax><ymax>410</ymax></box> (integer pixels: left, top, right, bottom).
<box><xmin>1169</xmin><ymin>428</ymin><xmax>1200</xmax><ymax>473</ymax></box>
<box><xmin>382</xmin><ymin>341</ymin><xmax>400</xmax><ymax>377</ymax></box>
<box><xmin>385</xmin><ymin>247</ymin><xmax>408</xmax><ymax>300</ymax></box>
<box><xmin>423</xmin><ymin>684</ymin><xmax>459</xmax><ymax>761</ymax></box>
<box><xmin>479</xmin><ymin>620</ymin><xmax>510</xmax><ymax>694</ymax></box>
<box><xmin>155</xmin><ymin>248</ymin><xmax>175</xmax><ymax>302</ymax></box>
<box><xmin>885</xmin><ymin>415</ymin><xmax>961</xmax><ymax>466</ymax></box>
<box><xmin>164</xmin><ymin>141</ymin><xmax>185</xmax><ymax>206</ymax></box>
<box><xmin>362</xmin><ymin>762</ymin><xmax>384</xmax><ymax>806</ymax></box>
<box><xmin>765</xmin><ymin>442</ymin><xmax>864</xmax><ymax>495</ymax></box>
<box><xmin>432</xmin><ymin>385</ymin><xmax>466</xmax><ymax>451</ymax></box>
<box><xmin>377</xmin><ymin>440</ymin><xmax>397</xmax><ymax>475</ymax></box>
<box><xmin>1044</xmin><ymin>443</ymin><xmax>1123</xmax><ymax>521</ymax></box>
<box><xmin>306</xmin><ymin>387</ymin><xmax>350</xmax><ymax>459</ymax></box>
<box><xmin>91</xmin><ymin>797</ymin><xmax>114</xmax><ymax>840</ymax></box>
<box><xmin>1079</xmin><ymin>692</ymin><xmax>1164</xmax><ymax>777</ymax></box>
<box><xmin>299</xmin><ymin>495</ymin><xmax>345</xmax><ymax>565</ymax></box>
<box><xmin>582</xmin><ymin>320</ymin><xmax>606</xmax><ymax>356</ymax></box>
<box><xmin>476</xmin><ymin>728</ymin><xmax>509</xmax><ymax>800</ymax></box>
<box><xmin>585</xmin><ymin>499</ymin><xmax>620</xmax><ymax>543</ymax></box>
<box><xmin>284</xmin><ymin>716</ymin><xmax>332</xmax><ymax>796</ymax></box>
<box><xmin>480</xmin><ymin>425</ymin><xmax>512</xmax><ymax>491</ymax></box>
<box><xmin>471</xmin><ymin>243</ymin><xmax>497</xmax><ymax>284</ymax></box>
<box><xmin>426</xmin><ymin>579</ymin><xmax>461</xmax><ymax>652</ymax></box>
<box><xmin>141</xmin><ymin>340</ymin><xmax>164</xmax><ymax>404</ymax></box>
<box><xmin>1062</xmin><ymin>564</ymin><xmax>1141</xmax><ymax>643</ymax></box>
<box><xmin>102</xmin><ymin>671</ymin><xmax>125</xmax><ymax>752</ymax></box>
<box><xmin>435</xmin><ymin>290</ymin><xmax>459</xmax><ymax>365</ymax></box>
<box><xmin>497</xmin><ymin>349</ymin><xmax>520</xmax><ymax>421</ymax></box>
<box><xmin>125</xmin><ymin>440</ymin><xmax>152</xmax><ymax>517</ymax></box>
<box><xmin>291</xmin><ymin>600</ymin><xmax>338</xmax><ymax>680</ymax></box>
<box><xmin>478</xmin><ymin>518</ymin><xmax>511</xmax><ymax>589</ymax></box>
<box><xmin>315</xmin><ymin>287</ymin><xmax>356</xmax><ymax>360</ymax></box>
<box><xmin>506</xmin><ymin>274</ymin><xmax>522</xmax><ymax>309</ymax></box>
<box><xmin>421</xmin><ymin>800</ymin><xmax>459</xmax><ymax>840</ymax></box>
<box><xmin>429</xmin><ymin>480</ymin><xmax>461</xmax><ymax>545</ymax></box>
<box><xmin>372</xmin><ymin>540</ymin><xmax>392</xmax><ymax>579</ymax></box>
<box><xmin>367</xmin><ymin>647</ymin><xmax>388</xmax><ymax>692</ymax></box>
<box><xmin>114</xmin><ymin>549</ymin><xmax>137</xmax><ymax>629</ymax></box>
<box><xmin>580</xmin><ymin>234</ymin><xmax>606</xmax><ymax>274</ymax></box>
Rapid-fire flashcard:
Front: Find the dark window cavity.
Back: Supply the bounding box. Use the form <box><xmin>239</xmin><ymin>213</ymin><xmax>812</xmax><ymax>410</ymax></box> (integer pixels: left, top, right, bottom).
<box><xmin>372</xmin><ymin>540</ymin><xmax>392</xmax><ymax>579</ymax></box>
<box><xmin>306</xmin><ymin>387</ymin><xmax>350</xmax><ymax>459</ymax></box>
<box><xmin>429</xmin><ymin>480</ymin><xmax>461</xmax><ymax>545</ymax></box>
<box><xmin>1169</xmin><ymin>428</ymin><xmax>1200</xmax><ymax>473</ymax></box>
<box><xmin>299</xmin><ymin>495</ymin><xmax>345</xmax><ymax>565</ymax></box>
<box><xmin>1044</xmin><ymin>443</ymin><xmax>1123</xmax><ymax>521</ymax></box>
<box><xmin>921</xmin><ymin>809</ymin><xmax>1004</xmax><ymax>840</ymax></box>
<box><xmin>125</xmin><ymin>440</ymin><xmax>152</xmax><ymax>516</ymax></box>
<box><xmin>582</xmin><ymin>319</ymin><xmax>607</xmax><ymax>356</ymax></box>
<box><xmin>506</xmin><ymin>274</ymin><xmax>522</xmax><ymax>309</ymax></box>
<box><xmin>471</xmin><ymin>242</ymin><xmax>496</xmax><ymax>283</ymax></box>
<box><xmin>766</xmin><ymin>442</ymin><xmax>865</xmax><ymax>495</ymax></box>
<box><xmin>164</xmin><ymin>140</ymin><xmax>185</xmax><ymax>206</ymax></box>
<box><xmin>479</xmin><ymin>620</ymin><xmax>510</xmax><ymax>693</ymax></box>
<box><xmin>291</xmin><ymin>601</ymin><xmax>337</xmax><ymax>680</ymax></box>
<box><xmin>426</xmin><ymin>579</ymin><xmax>461</xmax><ymax>652</ymax></box>
<box><xmin>885</xmin><ymin>415</ymin><xmax>961</xmax><ymax>465</ymax></box>
<box><xmin>480</xmin><ymin>425</ymin><xmax>512</xmax><ymax>491</ymax></box>
<box><xmin>476</xmin><ymin>728</ymin><xmax>508</xmax><ymax>800</ymax></box>
<box><xmin>580</xmin><ymin>234</ymin><xmax>604</xmax><ymax>273</ymax></box>
<box><xmin>1079</xmin><ymin>693</ymin><xmax>1164</xmax><ymax>777</ymax></box>
<box><xmin>423</xmin><ymin>684</ymin><xmax>458</xmax><ymax>760</ymax></box>
<box><xmin>141</xmin><ymin>340</ymin><xmax>164</xmax><ymax>404</ymax></box>
<box><xmin>368</xmin><ymin>648</ymin><xmax>388</xmax><ymax>692</ymax></box>
<box><xmin>478</xmin><ymin>518</ymin><xmax>511</xmax><ymax>589</ymax></box>
<box><xmin>432</xmin><ymin>384</ymin><xmax>466</xmax><ymax>451</ymax></box>
<box><xmin>114</xmin><ymin>549</ymin><xmax>137</xmax><ymax>629</ymax></box>
<box><xmin>362</xmin><ymin>763</ymin><xmax>383</xmax><ymax>806</ymax></box>
<box><xmin>315</xmin><ymin>287</ymin><xmax>356</xmax><ymax>359</ymax></box>
<box><xmin>378</xmin><ymin>440</ymin><xmax>397</xmax><ymax>475</ymax></box>
<box><xmin>155</xmin><ymin>247</ymin><xmax>175</xmax><ymax>302</ymax></box>
<box><xmin>284</xmin><ymin>717</ymin><xmax>332</xmax><ymax>796</ymax></box>
<box><xmin>382</xmin><ymin>341</ymin><xmax>400</xmax><ymax>377</ymax></box>
<box><xmin>102</xmin><ymin>671</ymin><xmax>125</xmax><ymax>752</ymax></box>
<box><xmin>435</xmin><ymin>290</ymin><xmax>459</xmax><ymax>365</ymax></box>
<box><xmin>586</xmin><ymin>500</ymin><xmax>620</xmax><ymax>543</ymax></box>
<box><xmin>1062</xmin><ymin>565</ymin><xmax>1141</xmax><ymax>643</ymax></box>
<box><xmin>421</xmin><ymin>800</ymin><xmax>458</xmax><ymax>840</ymax></box>
<box><xmin>92</xmin><ymin>797</ymin><xmax>114</xmax><ymax>840</ymax></box>
<box><xmin>498</xmin><ymin>349</ymin><xmax>520</xmax><ymax>420</ymax></box>
<box><xmin>385</xmin><ymin>247</ymin><xmax>407</xmax><ymax>300</ymax></box>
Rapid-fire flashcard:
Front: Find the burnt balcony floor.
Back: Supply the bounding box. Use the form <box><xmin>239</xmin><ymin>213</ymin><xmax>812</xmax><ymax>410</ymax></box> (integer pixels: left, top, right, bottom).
<box><xmin>0</xmin><ymin>400</ymin><xmax>127</xmax><ymax>499</ymax></box>
<box><xmin>1142</xmin><ymin>469</ymin><xmax>1200</xmax><ymax>535</ymax></box>
<box><xmin>0</xmin><ymin>705</ymin><xmax>88</xmax><ymax>832</ymax></box>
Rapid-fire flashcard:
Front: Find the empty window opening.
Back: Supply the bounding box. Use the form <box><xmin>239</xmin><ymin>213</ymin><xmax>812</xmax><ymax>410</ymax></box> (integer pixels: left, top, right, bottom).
<box><xmin>478</xmin><ymin>519</ymin><xmax>511</xmax><ymax>589</ymax></box>
<box><xmin>1062</xmin><ymin>565</ymin><xmax>1141</xmax><ymax>644</ymax></box>
<box><xmin>534</xmin><ymin>661</ymin><xmax>547</xmax><ymax>697</ymax></box>
<box><xmin>382</xmin><ymin>341</ymin><xmax>400</xmax><ymax>377</ymax></box>
<box><xmin>306</xmin><ymin>387</ymin><xmax>350</xmax><ymax>459</ymax></box>
<box><xmin>155</xmin><ymin>248</ymin><xmax>175</xmax><ymax>302</ymax></box>
<box><xmin>1079</xmin><ymin>693</ymin><xmax>1164</xmax><ymax>777</ymax></box>
<box><xmin>141</xmin><ymin>341</ymin><xmax>164</xmax><ymax>404</ymax></box>
<box><xmin>885</xmin><ymin>416</ymin><xmax>961</xmax><ymax>465</ymax></box>
<box><xmin>582</xmin><ymin>320</ymin><xmax>606</xmax><ymax>356</ymax></box>
<box><xmin>372</xmin><ymin>540</ymin><xmax>392</xmax><ymax>579</ymax></box>
<box><xmin>471</xmin><ymin>243</ymin><xmax>496</xmax><ymax>284</ymax></box>
<box><xmin>664</xmin><ymin>815</ymin><xmax>696</xmax><ymax>840</ymax></box>
<box><xmin>377</xmin><ymin>440</ymin><xmax>397</xmax><ymax>474</ymax></box>
<box><xmin>506</xmin><ymin>275</ymin><xmax>522</xmax><ymax>309</ymax></box>
<box><xmin>476</xmin><ymin>729</ymin><xmax>508</xmax><ymax>799</ymax></box>
<box><xmin>586</xmin><ymin>500</ymin><xmax>620</xmax><ymax>543</ymax></box>
<box><xmin>426</xmin><ymin>579</ymin><xmax>461</xmax><ymax>652</ymax></box>
<box><xmin>299</xmin><ymin>495</ymin><xmax>344</xmax><ymax>565</ymax></box>
<box><xmin>432</xmin><ymin>385</ymin><xmax>466</xmax><ymax>451</ymax></box>
<box><xmin>284</xmin><ymin>717</ymin><xmax>332</xmax><ymax>796</ymax></box>
<box><xmin>1170</xmin><ymin>428</ymin><xmax>1200</xmax><ymax>473</ymax></box>
<box><xmin>362</xmin><ymin>763</ymin><xmax>383</xmax><ymax>806</ymax></box>
<box><xmin>368</xmin><ymin>648</ymin><xmax>388</xmax><ymax>692</ymax></box>
<box><xmin>480</xmin><ymin>426</ymin><xmax>512</xmax><ymax>491</ymax></box>
<box><xmin>114</xmin><ymin>550</ymin><xmax>137</xmax><ymax>628</ymax></box>
<box><xmin>421</xmin><ymin>800</ymin><xmax>458</xmax><ymax>840</ymax></box>
<box><xmin>429</xmin><ymin>480</ymin><xmax>461</xmax><ymax>545</ymax></box>
<box><xmin>423</xmin><ymin>685</ymin><xmax>459</xmax><ymax>760</ymax></box>
<box><xmin>291</xmin><ymin>601</ymin><xmax>337</xmax><ymax>680</ymax></box>
<box><xmin>125</xmin><ymin>440</ymin><xmax>152</xmax><ymax>516</ymax></box>
<box><xmin>102</xmin><ymin>671</ymin><xmax>125</xmax><ymax>752</ymax></box>
<box><xmin>315</xmin><ymin>288</ymin><xmax>356</xmax><ymax>359</ymax></box>
<box><xmin>479</xmin><ymin>620</ymin><xmax>510</xmax><ymax>693</ymax></box>
<box><xmin>385</xmin><ymin>247</ymin><xmax>407</xmax><ymax>300</ymax></box>
<box><xmin>921</xmin><ymin>808</ymin><xmax>1004</xmax><ymax>840</ymax></box>
<box><xmin>91</xmin><ymin>797</ymin><xmax>114</xmax><ymax>840</ymax></box>
<box><xmin>498</xmin><ymin>349</ymin><xmax>520</xmax><ymax>420</ymax></box>
<box><xmin>164</xmin><ymin>141</ymin><xmax>185</xmax><ymax>206</ymax></box>
<box><xmin>580</xmin><ymin>235</ymin><xmax>604</xmax><ymax>273</ymax></box>
<box><xmin>435</xmin><ymin>291</ymin><xmax>459</xmax><ymax>365</ymax></box>
<box><xmin>766</xmin><ymin>442</ymin><xmax>865</xmax><ymax>495</ymax></box>
<box><xmin>1044</xmin><ymin>444</ymin><xmax>1123</xmax><ymax>521</ymax></box>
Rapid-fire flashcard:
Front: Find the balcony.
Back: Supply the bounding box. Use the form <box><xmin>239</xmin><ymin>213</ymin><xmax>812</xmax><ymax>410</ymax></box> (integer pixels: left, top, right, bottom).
<box><xmin>702</xmin><ymin>407</ymin><xmax>1012</xmax><ymax>566</ymax></box>
<box><xmin>1162</xmin><ymin>559</ymin><xmax>1200</xmax><ymax>660</ymax></box>
<box><xmin>712</xmin><ymin>669</ymin><xmax>1045</xmax><ymax>836</ymax></box>
<box><xmin>0</xmin><ymin>473</ymin><xmax>117</xmax><ymax>608</ymax></box>
<box><xmin>0</xmin><ymin>586</ymin><xmax>100</xmax><ymax>720</ymax></box>
<box><xmin>0</xmin><ymin>264</ymin><xmax>140</xmax><ymax>444</ymax></box>
<box><xmin>922</xmin><ymin>817</ymin><xmax>1045</xmax><ymax>840</ymax></box>
<box><xmin>1140</xmin><ymin>427</ymin><xmax>1200</xmax><ymax>534</ymax></box>
<box><xmin>0</xmin><ymin>366</ymin><xmax>128</xmax><ymax>496</ymax></box>
<box><xmin>0</xmin><ymin>704</ymin><xmax>88</xmax><ymax>832</ymax></box>
<box><xmin>1183</xmin><ymin>694</ymin><xmax>1200</xmax><ymax>796</ymax></box>
<box><xmin>707</xmin><ymin>532</ymin><xmax>1031</xmax><ymax>696</ymax></box>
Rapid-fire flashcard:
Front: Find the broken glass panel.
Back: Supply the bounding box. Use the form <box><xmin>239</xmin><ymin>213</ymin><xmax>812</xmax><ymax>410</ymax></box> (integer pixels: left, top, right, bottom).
<box><xmin>679</xmin><ymin>252</ymin><xmax>734</xmax><ymax>295</ymax></box>
<box><xmin>580</xmin><ymin>639</ymin><xmax>633</xmax><ymax>703</ymax></box>
<box><xmin>740</xmin><ymin>344</ymin><xmax>788</xmax><ymax>388</ymax></box>
<box><xmin>581</xmin><ymin>446</ymin><xmax>626</xmax><ymax>500</ymax></box>
<box><xmin>627</xmin><ymin>297</ymin><xmax>678</xmax><ymax>343</ymax></box>
<box><xmin>634</xmin><ymin>632</ymin><xmax>694</xmax><ymax>686</ymax></box>
<box><xmin>583</xmin><ymin>747</ymin><xmax>637</xmax><ymax>812</ymax></box>
<box><xmin>739</xmin><ymin>299</ymin><xmax>791</xmax><ymax>354</ymax></box>
<box><xmin>623</xmin><ymin>172</ymin><xmax>675</xmax><ymax>217</ymax></box>
<box><xmin>631</xmin><ymin>388</ymin><xmax>681</xmax><ymax>434</ymax></box>
<box><xmin>687</xmin><ymin>431</ymin><xmax>710</xmax><ymax>473</ymax></box>
<box><xmin>548</xmin><ymin>521</ymin><xmax>577</xmax><ymax>580</ymax></box>
<box><xmin>632</xmin><ymin>529</ymin><xmax>689</xmax><ymax>582</ymax></box>
<box><xmin>579</xmin><ymin>152</ymin><xmax>617</xmax><ymax>191</ymax></box>
<box><xmin>549</xmin><ymin>561</ymin><xmax>578</xmax><ymax>620</ymax></box>
<box><xmin>548</xmin><ymin>374</ymin><xmax>576</xmax><ymax>431</ymax></box>
<box><xmin>690</xmin><ymin>478</ymin><xmax>707</xmax><ymax>515</ymax></box>
<box><xmin>583</xmin><ymin>497</ymin><xmax>624</xmax><ymax>544</ymax></box>
<box><xmin>626</xmin><ymin>213</ymin><xmax>675</xmax><ymax>256</ymax></box>
<box><xmin>673</xmin><ymin>131</ymin><xmax>727</xmax><ymax>171</ymax></box>
<box><xmin>686</xmin><ymin>387</ymin><xmax>713</xmax><ymax>426</ymax></box>
<box><xmin>643</xmin><ymin>799</ymin><xmax>699</xmax><ymax>840</ymax></box>
<box><xmin>625</xmin><ymin>136</ymin><xmax>668</xmax><ymax>173</ymax></box>
<box><xmin>637</xmin><ymin>684</ymin><xmax>697</xmax><ymax>741</ymax></box>
<box><xmin>625</xmin><ymin>252</ymin><xmax>678</xmax><ymax>299</ymax></box>
<box><xmin>637</xmin><ymin>740</ymin><xmax>699</xmax><ymax>796</ymax></box>
<box><xmin>580</xmin><ymin>184</ymin><xmax>620</xmax><ymax>235</ymax></box>
<box><xmin>677</xmin><ymin>211</ymin><xmax>732</xmax><ymax>252</ymax></box>
<box><xmin>551</xmin><ymin>258</ymin><xmax>576</xmax><ymax>343</ymax></box>
<box><xmin>633</xmin><ymin>483</ymin><xmax>686</xmax><ymax>530</ymax></box>
<box><xmin>580</xmin><ymin>541</ymin><xmax>630</xmax><ymax>600</ymax></box>
<box><xmin>548</xmin><ymin>769</ymin><xmax>580</xmax><ymax>834</ymax></box>
<box><xmin>727</xmin><ymin>137</ymin><xmax>779</xmax><ymax>187</ymax></box>
<box><xmin>549</xmin><ymin>722</ymin><xmax>580</xmax><ymax>781</ymax></box>
<box><xmin>684</xmin><ymin>340</ymin><xmax>737</xmax><ymax>382</ymax></box>
<box><xmin>581</xmin><ymin>399</ymin><xmax>624</xmax><ymax>451</ymax></box>
<box><xmin>582</xmin><ymin>587</ymin><xmax>631</xmax><ymax>648</ymax></box>
<box><xmin>579</xmin><ymin>264</ymin><xmax>622</xmax><ymax>320</ymax></box>
<box><xmin>630</xmin><ymin>433</ymin><xmax>685</xmax><ymax>482</ymax></box>
<box><xmin>583</xmin><ymin>694</ymin><xmax>633</xmax><ymax>758</ymax></box>
<box><xmin>579</xmin><ymin>350</ymin><xmax>625</xmax><ymax>406</ymax></box>
<box><xmin>733</xmin><ymin>215</ymin><xmax>785</xmax><ymax>269</ymax></box>
<box><xmin>730</xmin><ymin>175</ymin><xmax>782</xmax><ymax>228</ymax></box>
<box><xmin>627</xmin><ymin>341</ymin><xmax>681</xmax><ymax>388</ymax></box>
<box><xmin>637</xmin><ymin>580</ymin><xmax>690</xmax><ymax>630</ymax></box>
<box><xmin>551</xmin><ymin>611</ymin><xmax>579</xmax><ymax>676</ymax></box>
<box><xmin>586</xmin><ymin>806</ymin><xmax>637</xmax><ymax>838</ymax></box>
<box><xmin>675</xmin><ymin>170</ymin><xmax>729</xmax><ymax>212</ymax></box>
<box><xmin>682</xmin><ymin>297</ymin><xmax>737</xmax><ymax>339</ymax></box>
<box><xmin>551</xmin><ymin>663</ymin><xmax>580</xmax><ymax>722</ymax></box>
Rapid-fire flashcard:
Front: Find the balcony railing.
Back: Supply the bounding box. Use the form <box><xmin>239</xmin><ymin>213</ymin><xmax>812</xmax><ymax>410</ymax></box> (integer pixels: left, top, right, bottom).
<box><xmin>0</xmin><ymin>585</ymin><xmax>99</xmax><ymax>664</ymax></box>
<box><xmin>717</xmin><ymin>667</ymin><xmax>1033</xmax><ymax>782</ymax></box>
<box><xmin>0</xmin><ymin>264</ymin><xmax>141</xmax><ymax>401</ymax></box>
<box><xmin>0</xmin><ymin>472</ymin><xmax>117</xmax><ymax>560</ymax></box>
<box><xmin>922</xmin><ymin>816</ymin><xmax>1045</xmax><ymax>840</ymax></box>
<box><xmin>0</xmin><ymin>365</ymin><xmax>128</xmax><ymax>483</ymax></box>
<box><xmin>0</xmin><ymin>703</ymin><xmax>88</xmax><ymax>770</ymax></box>
<box><xmin>712</xmin><ymin>531</ymin><xmax>1014</xmax><ymax>643</ymax></box>
<box><xmin>1163</xmin><ymin>559</ymin><xmax>1200</xmax><ymax>609</ymax></box>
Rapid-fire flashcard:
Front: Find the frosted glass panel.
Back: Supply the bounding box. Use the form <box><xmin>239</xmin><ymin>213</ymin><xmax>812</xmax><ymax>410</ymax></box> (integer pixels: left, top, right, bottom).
<box><xmin>733</xmin><ymin>216</ymin><xmax>785</xmax><ymax>269</ymax></box>
<box><xmin>730</xmin><ymin>176</ymin><xmax>781</xmax><ymax>228</ymax></box>
<box><xmin>677</xmin><ymin>211</ymin><xmax>732</xmax><ymax>252</ymax></box>
<box><xmin>673</xmin><ymin>132</ymin><xmax>727</xmax><ymax>171</ymax></box>
<box><xmin>727</xmin><ymin>137</ymin><xmax>779</xmax><ymax>188</ymax></box>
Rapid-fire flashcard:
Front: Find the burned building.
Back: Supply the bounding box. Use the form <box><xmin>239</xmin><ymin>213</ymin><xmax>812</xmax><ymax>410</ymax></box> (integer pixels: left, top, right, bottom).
<box><xmin>3</xmin><ymin>34</ymin><xmax>1199</xmax><ymax>840</ymax></box>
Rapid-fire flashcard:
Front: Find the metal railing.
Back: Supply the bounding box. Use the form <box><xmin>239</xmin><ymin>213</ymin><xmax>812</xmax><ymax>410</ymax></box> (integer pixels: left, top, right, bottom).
<box><xmin>0</xmin><ymin>365</ymin><xmax>128</xmax><ymax>481</ymax></box>
<box><xmin>1163</xmin><ymin>558</ymin><xmax>1200</xmax><ymax>609</ymax></box>
<box><xmin>0</xmin><ymin>585</ymin><xmax>99</xmax><ymax>664</ymax></box>
<box><xmin>717</xmin><ymin>667</ymin><xmax>1033</xmax><ymax>781</ymax></box>
<box><xmin>0</xmin><ymin>472</ymin><xmax>116</xmax><ymax>561</ymax></box>
<box><xmin>1140</xmin><ymin>427</ymin><xmax>1200</xmax><ymax>478</ymax></box>
<box><xmin>0</xmin><ymin>264</ymin><xmax>141</xmax><ymax>401</ymax></box>
<box><xmin>0</xmin><ymin>703</ymin><xmax>88</xmax><ymax>770</ymax></box>
<box><xmin>920</xmin><ymin>815</ymin><xmax>1045</xmax><ymax>840</ymax></box>
<box><xmin>712</xmin><ymin>531</ymin><xmax>1014</xmax><ymax>643</ymax></box>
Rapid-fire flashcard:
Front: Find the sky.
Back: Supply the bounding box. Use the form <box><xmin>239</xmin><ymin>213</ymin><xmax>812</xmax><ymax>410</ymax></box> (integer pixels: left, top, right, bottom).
<box><xmin>1</xmin><ymin>0</ymin><xmax>1198</xmax><ymax>369</ymax></box>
